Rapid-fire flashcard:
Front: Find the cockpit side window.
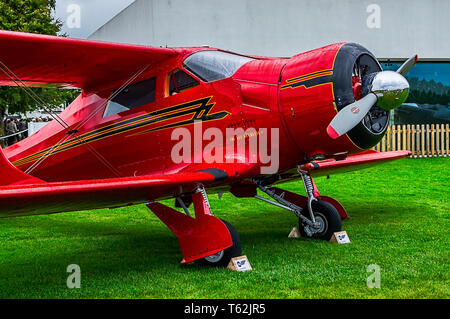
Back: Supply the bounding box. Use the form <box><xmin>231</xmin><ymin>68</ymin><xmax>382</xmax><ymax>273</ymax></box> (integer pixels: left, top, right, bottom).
<box><xmin>166</xmin><ymin>69</ymin><xmax>199</xmax><ymax>96</ymax></box>
<box><xmin>183</xmin><ymin>50</ymin><xmax>254</xmax><ymax>82</ymax></box>
<box><xmin>103</xmin><ymin>77</ymin><xmax>156</xmax><ymax>118</ymax></box>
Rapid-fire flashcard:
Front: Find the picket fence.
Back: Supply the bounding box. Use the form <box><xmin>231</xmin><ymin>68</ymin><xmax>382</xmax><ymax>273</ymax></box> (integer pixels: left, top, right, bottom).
<box><xmin>373</xmin><ymin>124</ymin><xmax>449</xmax><ymax>157</ymax></box>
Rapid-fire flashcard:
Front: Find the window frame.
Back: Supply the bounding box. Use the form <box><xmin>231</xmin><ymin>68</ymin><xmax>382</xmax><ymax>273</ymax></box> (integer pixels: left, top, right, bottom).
<box><xmin>182</xmin><ymin>49</ymin><xmax>255</xmax><ymax>83</ymax></box>
<box><xmin>103</xmin><ymin>76</ymin><xmax>157</xmax><ymax>118</ymax></box>
<box><xmin>165</xmin><ymin>68</ymin><xmax>200</xmax><ymax>97</ymax></box>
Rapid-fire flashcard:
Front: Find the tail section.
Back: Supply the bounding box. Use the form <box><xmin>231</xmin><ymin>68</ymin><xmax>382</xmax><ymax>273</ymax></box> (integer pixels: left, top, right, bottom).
<box><xmin>0</xmin><ymin>147</ymin><xmax>44</xmax><ymax>186</ymax></box>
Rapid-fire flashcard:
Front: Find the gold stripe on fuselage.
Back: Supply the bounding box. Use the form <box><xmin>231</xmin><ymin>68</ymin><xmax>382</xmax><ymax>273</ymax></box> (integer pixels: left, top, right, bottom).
<box><xmin>13</xmin><ymin>96</ymin><xmax>229</xmax><ymax>167</ymax></box>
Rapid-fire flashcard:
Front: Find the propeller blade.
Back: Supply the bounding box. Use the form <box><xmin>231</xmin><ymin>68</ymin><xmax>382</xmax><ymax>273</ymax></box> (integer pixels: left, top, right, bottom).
<box><xmin>396</xmin><ymin>55</ymin><xmax>418</xmax><ymax>76</ymax></box>
<box><xmin>327</xmin><ymin>93</ymin><xmax>378</xmax><ymax>139</ymax></box>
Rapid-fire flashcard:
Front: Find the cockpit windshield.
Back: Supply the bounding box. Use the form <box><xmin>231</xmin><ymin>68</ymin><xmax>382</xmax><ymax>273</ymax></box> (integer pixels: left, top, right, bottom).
<box><xmin>183</xmin><ymin>50</ymin><xmax>254</xmax><ymax>82</ymax></box>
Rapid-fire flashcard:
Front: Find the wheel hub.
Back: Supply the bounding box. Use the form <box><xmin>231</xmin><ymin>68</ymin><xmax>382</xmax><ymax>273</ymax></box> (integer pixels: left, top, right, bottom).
<box><xmin>305</xmin><ymin>213</ymin><xmax>328</xmax><ymax>236</ymax></box>
<box><xmin>204</xmin><ymin>250</ymin><xmax>225</xmax><ymax>263</ymax></box>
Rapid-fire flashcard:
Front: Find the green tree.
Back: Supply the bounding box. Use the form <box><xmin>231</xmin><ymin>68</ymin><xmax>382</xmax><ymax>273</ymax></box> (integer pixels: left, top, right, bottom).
<box><xmin>0</xmin><ymin>0</ymin><xmax>79</xmax><ymax>145</ymax></box>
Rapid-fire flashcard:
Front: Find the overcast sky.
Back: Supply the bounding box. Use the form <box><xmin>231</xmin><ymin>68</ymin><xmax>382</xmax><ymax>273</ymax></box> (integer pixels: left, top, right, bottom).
<box><xmin>55</xmin><ymin>0</ymin><xmax>135</xmax><ymax>38</ymax></box>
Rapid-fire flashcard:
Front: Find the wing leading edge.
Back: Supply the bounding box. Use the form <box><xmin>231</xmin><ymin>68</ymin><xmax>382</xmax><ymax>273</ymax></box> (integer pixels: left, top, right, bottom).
<box><xmin>0</xmin><ymin>172</ymin><xmax>221</xmax><ymax>218</ymax></box>
<box><xmin>0</xmin><ymin>30</ymin><xmax>179</xmax><ymax>91</ymax></box>
<box><xmin>300</xmin><ymin>150</ymin><xmax>411</xmax><ymax>177</ymax></box>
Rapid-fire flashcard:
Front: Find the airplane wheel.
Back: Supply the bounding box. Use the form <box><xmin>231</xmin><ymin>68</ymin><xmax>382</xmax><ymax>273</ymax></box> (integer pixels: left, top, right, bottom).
<box><xmin>298</xmin><ymin>200</ymin><xmax>341</xmax><ymax>241</ymax></box>
<box><xmin>196</xmin><ymin>219</ymin><xmax>241</xmax><ymax>267</ymax></box>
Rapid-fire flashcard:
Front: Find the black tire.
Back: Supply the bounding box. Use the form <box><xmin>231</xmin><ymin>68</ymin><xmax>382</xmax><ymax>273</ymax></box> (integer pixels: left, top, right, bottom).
<box><xmin>196</xmin><ymin>219</ymin><xmax>242</xmax><ymax>267</ymax></box>
<box><xmin>298</xmin><ymin>200</ymin><xmax>342</xmax><ymax>241</ymax></box>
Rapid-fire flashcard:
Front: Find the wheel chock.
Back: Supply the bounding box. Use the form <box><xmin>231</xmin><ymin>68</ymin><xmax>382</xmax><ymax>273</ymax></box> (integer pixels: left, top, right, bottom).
<box><xmin>330</xmin><ymin>231</ymin><xmax>351</xmax><ymax>244</ymax></box>
<box><xmin>227</xmin><ymin>255</ymin><xmax>252</xmax><ymax>272</ymax></box>
<box><xmin>288</xmin><ymin>227</ymin><xmax>301</xmax><ymax>238</ymax></box>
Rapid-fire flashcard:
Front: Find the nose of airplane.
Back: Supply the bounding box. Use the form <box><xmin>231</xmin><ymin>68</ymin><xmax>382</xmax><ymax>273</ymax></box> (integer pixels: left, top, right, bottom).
<box><xmin>366</xmin><ymin>70</ymin><xmax>410</xmax><ymax>111</ymax></box>
<box><xmin>279</xmin><ymin>43</ymin><xmax>416</xmax><ymax>155</ymax></box>
<box><xmin>327</xmin><ymin>55</ymin><xmax>417</xmax><ymax>139</ymax></box>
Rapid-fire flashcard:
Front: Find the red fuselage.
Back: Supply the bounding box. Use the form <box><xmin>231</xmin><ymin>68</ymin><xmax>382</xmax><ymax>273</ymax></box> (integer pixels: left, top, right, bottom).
<box><xmin>5</xmin><ymin>43</ymin><xmax>385</xmax><ymax>183</ymax></box>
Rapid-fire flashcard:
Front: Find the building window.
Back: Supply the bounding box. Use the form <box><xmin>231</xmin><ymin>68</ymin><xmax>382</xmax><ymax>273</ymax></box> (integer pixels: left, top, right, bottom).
<box><xmin>183</xmin><ymin>50</ymin><xmax>254</xmax><ymax>82</ymax></box>
<box><xmin>104</xmin><ymin>77</ymin><xmax>156</xmax><ymax>118</ymax></box>
<box><xmin>167</xmin><ymin>69</ymin><xmax>199</xmax><ymax>96</ymax></box>
<box><xmin>381</xmin><ymin>61</ymin><xmax>450</xmax><ymax>125</ymax></box>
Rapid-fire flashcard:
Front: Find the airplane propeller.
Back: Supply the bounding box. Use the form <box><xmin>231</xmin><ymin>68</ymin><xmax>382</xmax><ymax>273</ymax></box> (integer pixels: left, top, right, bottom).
<box><xmin>327</xmin><ymin>55</ymin><xmax>418</xmax><ymax>139</ymax></box>
<box><xmin>396</xmin><ymin>55</ymin><xmax>418</xmax><ymax>76</ymax></box>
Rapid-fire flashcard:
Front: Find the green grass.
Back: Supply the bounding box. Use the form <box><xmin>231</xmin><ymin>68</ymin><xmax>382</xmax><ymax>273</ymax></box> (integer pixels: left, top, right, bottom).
<box><xmin>0</xmin><ymin>158</ymin><xmax>448</xmax><ymax>299</ymax></box>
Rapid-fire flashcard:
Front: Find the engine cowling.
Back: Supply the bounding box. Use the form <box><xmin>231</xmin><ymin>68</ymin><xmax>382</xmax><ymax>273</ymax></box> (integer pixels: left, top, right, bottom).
<box><xmin>280</xmin><ymin>42</ymin><xmax>389</xmax><ymax>159</ymax></box>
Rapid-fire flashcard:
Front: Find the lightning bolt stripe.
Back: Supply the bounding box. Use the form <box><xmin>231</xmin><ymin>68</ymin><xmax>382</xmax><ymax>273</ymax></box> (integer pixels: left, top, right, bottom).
<box><xmin>281</xmin><ymin>69</ymin><xmax>334</xmax><ymax>90</ymax></box>
<box><xmin>13</xmin><ymin>97</ymin><xmax>230</xmax><ymax>167</ymax></box>
<box><xmin>285</xmin><ymin>69</ymin><xmax>333</xmax><ymax>83</ymax></box>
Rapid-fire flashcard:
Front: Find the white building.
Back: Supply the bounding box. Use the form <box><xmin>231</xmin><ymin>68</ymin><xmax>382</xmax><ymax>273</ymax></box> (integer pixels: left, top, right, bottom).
<box><xmin>88</xmin><ymin>0</ymin><xmax>450</xmax><ymax>125</ymax></box>
<box><xmin>89</xmin><ymin>0</ymin><xmax>450</xmax><ymax>60</ymax></box>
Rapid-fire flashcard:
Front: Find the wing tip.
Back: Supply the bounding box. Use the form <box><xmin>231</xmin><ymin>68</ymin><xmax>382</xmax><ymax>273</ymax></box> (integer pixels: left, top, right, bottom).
<box><xmin>326</xmin><ymin>125</ymin><xmax>340</xmax><ymax>139</ymax></box>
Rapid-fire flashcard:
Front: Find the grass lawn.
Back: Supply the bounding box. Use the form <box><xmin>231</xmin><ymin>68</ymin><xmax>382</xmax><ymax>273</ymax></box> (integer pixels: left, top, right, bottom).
<box><xmin>0</xmin><ymin>158</ymin><xmax>448</xmax><ymax>299</ymax></box>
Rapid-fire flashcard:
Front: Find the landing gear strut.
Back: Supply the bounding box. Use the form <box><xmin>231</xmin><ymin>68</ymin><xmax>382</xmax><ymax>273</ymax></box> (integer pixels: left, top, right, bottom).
<box><xmin>255</xmin><ymin>168</ymin><xmax>342</xmax><ymax>241</ymax></box>
<box><xmin>148</xmin><ymin>186</ymin><xmax>241</xmax><ymax>267</ymax></box>
<box><xmin>297</xmin><ymin>169</ymin><xmax>341</xmax><ymax>239</ymax></box>
<box><xmin>193</xmin><ymin>187</ymin><xmax>242</xmax><ymax>267</ymax></box>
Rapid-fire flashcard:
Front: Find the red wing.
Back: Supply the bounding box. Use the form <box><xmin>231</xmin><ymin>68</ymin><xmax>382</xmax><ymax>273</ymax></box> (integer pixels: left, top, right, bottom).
<box><xmin>300</xmin><ymin>150</ymin><xmax>411</xmax><ymax>177</ymax></box>
<box><xmin>0</xmin><ymin>31</ymin><xmax>178</xmax><ymax>91</ymax></box>
<box><xmin>0</xmin><ymin>145</ymin><xmax>258</xmax><ymax>218</ymax></box>
<box><xmin>0</xmin><ymin>172</ymin><xmax>221</xmax><ymax>218</ymax></box>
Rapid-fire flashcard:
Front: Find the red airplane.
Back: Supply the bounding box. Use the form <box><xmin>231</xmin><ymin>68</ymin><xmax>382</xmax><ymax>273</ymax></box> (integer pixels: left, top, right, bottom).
<box><xmin>0</xmin><ymin>31</ymin><xmax>414</xmax><ymax>266</ymax></box>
